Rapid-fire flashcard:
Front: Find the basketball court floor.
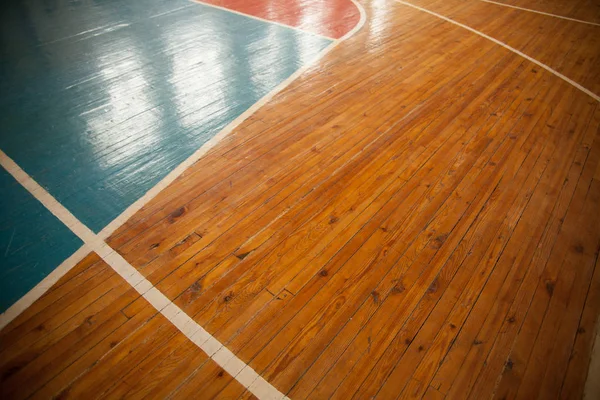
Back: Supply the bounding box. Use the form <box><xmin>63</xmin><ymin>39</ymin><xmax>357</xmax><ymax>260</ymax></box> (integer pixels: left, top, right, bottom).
<box><xmin>1</xmin><ymin>0</ymin><xmax>599</xmax><ymax>398</ymax></box>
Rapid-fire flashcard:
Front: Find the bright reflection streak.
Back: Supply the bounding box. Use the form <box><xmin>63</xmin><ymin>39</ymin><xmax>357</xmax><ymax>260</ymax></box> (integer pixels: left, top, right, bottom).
<box><xmin>0</xmin><ymin>0</ymin><xmax>333</xmax><ymax>232</ymax></box>
<box><xmin>81</xmin><ymin>35</ymin><xmax>160</xmax><ymax>170</ymax></box>
<box><xmin>367</xmin><ymin>0</ymin><xmax>391</xmax><ymax>44</ymax></box>
<box><xmin>164</xmin><ymin>18</ymin><xmax>228</xmax><ymax>130</ymax></box>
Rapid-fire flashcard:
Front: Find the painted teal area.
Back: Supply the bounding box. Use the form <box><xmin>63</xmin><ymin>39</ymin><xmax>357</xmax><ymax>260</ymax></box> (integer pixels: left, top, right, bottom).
<box><xmin>0</xmin><ymin>0</ymin><xmax>331</xmax><ymax>311</ymax></box>
<box><xmin>0</xmin><ymin>169</ymin><xmax>83</xmax><ymax>313</ymax></box>
<box><xmin>0</xmin><ymin>0</ymin><xmax>331</xmax><ymax>232</ymax></box>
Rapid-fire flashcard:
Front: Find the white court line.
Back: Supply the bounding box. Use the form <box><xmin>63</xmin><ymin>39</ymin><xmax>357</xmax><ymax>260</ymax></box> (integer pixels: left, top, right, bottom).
<box><xmin>396</xmin><ymin>1</ymin><xmax>600</xmax><ymax>397</ymax></box>
<box><xmin>0</xmin><ymin>245</ymin><xmax>89</xmax><ymax>331</ymax></box>
<box><xmin>585</xmin><ymin>316</ymin><xmax>600</xmax><ymax>399</ymax></box>
<box><xmin>0</xmin><ymin>149</ymin><xmax>288</xmax><ymax>400</ymax></box>
<box><xmin>479</xmin><ymin>0</ymin><xmax>600</xmax><ymax>27</ymax></box>
<box><xmin>0</xmin><ymin>0</ymin><xmax>366</xmax><ymax>327</ymax></box>
<box><xmin>98</xmin><ymin>0</ymin><xmax>366</xmax><ymax>240</ymax></box>
<box><xmin>394</xmin><ymin>0</ymin><xmax>600</xmax><ymax>103</ymax></box>
<box><xmin>0</xmin><ymin>0</ymin><xmax>367</xmax><ymax>397</ymax></box>
<box><xmin>192</xmin><ymin>0</ymin><xmax>335</xmax><ymax>41</ymax></box>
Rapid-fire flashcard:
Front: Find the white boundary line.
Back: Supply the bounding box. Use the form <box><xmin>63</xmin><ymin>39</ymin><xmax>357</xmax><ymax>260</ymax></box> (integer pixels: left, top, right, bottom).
<box><xmin>396</xmin><ymin>1</ymin><xmax>600</xmax><ymax>397</ymax></box>
<box><xmin>0</xmin><ymin>0</ymin><xmax>366</xmax><ymax>327</ymax></box>
<box><xmin>0</xmin><ymin>245</ymin><xmax>90</xmax><ymax>330</ymax></box>
<box><xmin>0</xmin><ymin>1</ymin><xmax>366</xmax><ymax>397</ymax></box>
<box><xmin>394</xmin><ymin>0</ymin><xmax>600</xmax><ymax>103</ymax></box>
<box><xmin>479</xmin><ymin>0</ymin><xmax>600</xmax><ymax>27</ymax></box>
<box><xmin>98</xmin><ymin>0</ymin><xmax>366</xmax><ymax>240</ymax></box>
<box><xmin>0</xmin><ymin>149</ymin><xmax>289</xmax><ymax>400</ymax></box>
<box><xmin>192</xmin><ymin>0</ymin><xmax>335</xmax><ymax>40</ymax></box>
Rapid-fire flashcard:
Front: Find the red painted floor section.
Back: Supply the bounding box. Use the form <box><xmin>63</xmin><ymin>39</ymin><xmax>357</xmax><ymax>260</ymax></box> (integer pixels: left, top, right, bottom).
<box><xmin>197</xmin><ymin>0</ymin><xmax>360</xmax><ymax>39</ymax></box>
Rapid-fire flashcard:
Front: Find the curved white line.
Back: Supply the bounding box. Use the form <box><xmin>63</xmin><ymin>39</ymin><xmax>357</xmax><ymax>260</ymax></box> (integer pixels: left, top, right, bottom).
<box><xmin>394</xmin><ymin>0</ymin><xmax>600</xmax><ymax>103</ymax></box>
<box><xmin>191</xmin><ymin>0</ymin><xmax>335</xmax><ymax>40</ymax></box>
<box><xmin>1</xmin><ymin>2</ymin><xmax>367</xmax><ymax>399</ymax></box>
<box><xmin>0</xmin><ymin>149</ymin><xmax>290</xmax><ymax>400</ymax></box>
<box><xmin>98</xmin><ymin>0</ymin><xmax>366</xmax><ymax>240</ymax></box>
<box><xmin>586</xmin><ymin>316</ymin><xmax>600</xmax><ymax>399</ymax></box>
<box><xmin>480</xmin><ymin>0</ymin><xmax>600</xmax><ymax>27</ymax></box>
<box><xmin>341</xmin><ymin>0</ymin><xmax>368</xmax><ymax>42</ymax></box>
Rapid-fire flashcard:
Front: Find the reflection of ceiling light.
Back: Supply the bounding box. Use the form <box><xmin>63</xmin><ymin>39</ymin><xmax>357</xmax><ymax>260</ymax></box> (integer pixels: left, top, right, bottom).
<box><xmin>81</xmin><ymin>33</ymin><xmax>159</xmax><ymax>170</ymax></box>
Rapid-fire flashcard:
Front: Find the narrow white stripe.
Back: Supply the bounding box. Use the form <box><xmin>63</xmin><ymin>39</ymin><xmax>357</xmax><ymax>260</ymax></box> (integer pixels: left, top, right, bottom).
<box><xmin>98</xmin><ymin>0</ymin><xmax>367</xmax><ymax>240</ymax></box>
<box><xmin>99</xmin><ymin>43</ymin><xmax>334</xmax><ymax>239</ymax></box>
<box><xmin>0</xmin><ymin>152</ymin><xmax>97</xmax><ymax>244</ymax></box>
<box><xmin>479</xmin><ymin>0</ymin><xmax>600</xmax><ymax>27</ymax></box>
<box><xmin>0</xmin><ymin>149</ymin><xmax>288</xmax><ymax>400</ymax></box>
<box><xmin>0</xmin><ymin>1</ymin><xmax>367</xmax><ymax>397</ymax></box>
<box><xmin>341</xmin><ymin>0</ymin><xmax>367</xmax><ymax>41</ymax></box>
<box><xmin>394</xmin><ymin>0</ymin><xmax>600</xmax><ymax>103</ymax></box>
<box><xmin>191</xmin><ymin>0</ymin><xmax>334</xmax><ymax>40</ymax></box>
<box><xmin>0</xmin><ymin>245</ymin><xmax>89</xmax><ymax>331</ymax></box>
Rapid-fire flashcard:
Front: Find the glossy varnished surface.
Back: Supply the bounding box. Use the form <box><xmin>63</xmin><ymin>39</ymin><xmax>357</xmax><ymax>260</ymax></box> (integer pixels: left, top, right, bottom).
<box><xmin>1</xmin><ymin>0</ymin><xmax>600</xmax><ymax>398</ymax></box>
<box><xmin>489</xmin><ymin>0</ymin><xmax>600</xmax><ymax>24</ymax></box>
<box><xmin>408</xmin><ymin>0</ymin><xmax>600</xmax><ymax>95</ymax></box>
<box><xmin>0</xmin><ymin>253</ymin><xmax>249</xmax><ymax>399</ymax></box>
<box><xmin>0</xmin><ymin>0</ymin><xmax>330</xmax><ymax>231</ymax></box>
<box><xmin>0</xmin><ymin>0</ymin><xmax>331</xmax><ymax>312</ymax></box>
<box><xmin>197</xmin><ymin>0</ymin><xmax>362</xmax><ymax>38</ymax></box>
<box><xmin>0</xmin><ymin>169</ymin><xmax>82</xmax><ymax>310</ymax></box>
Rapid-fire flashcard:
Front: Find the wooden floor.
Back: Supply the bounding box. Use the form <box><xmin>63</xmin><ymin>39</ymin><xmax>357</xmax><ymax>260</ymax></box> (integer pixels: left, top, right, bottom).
<box><xmin>2</xmin><ymin>0</ymin><xmax>600</xmax><ymax>398</ymax></box>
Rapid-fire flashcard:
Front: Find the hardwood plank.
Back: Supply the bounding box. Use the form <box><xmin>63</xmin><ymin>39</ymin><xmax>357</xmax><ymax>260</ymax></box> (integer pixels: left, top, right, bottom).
<box><xmin>4</xmin><ymin>0</ymin><xmax>600</xmax><ymax>398</ymax></box>
<box><xmin>560</xmin><ymin>254</ymin><xmax>600</xmax><ymax>399</ymax></box>
<box><xmin>409</xmin><ymin>0</ymin><xmax>600</xmax><ymax>94</ymax></box>
<box><xmin>466</xmin><ymin>107</ymin><xmax>600</xmax><ymax>400</ymax></box>
<box><xmin>366</xmin><ymin>74</ymin><xmax>573</xmax><ymax>400</ymax></box>
<box><xmin>490</xmin><ymin>0</ymin><xmax>600</xmax><ymax>24</ymax></box>
<box><xmin>271</xmin><ymin>52</ymin><xmax>546</xmax><ymax>399</ymax></box>
<box><xmin>423</xmin><ymin>85</ymin><xmax>596</xmax><ymax>398</ymax></box>
<box><xmin>0</xmin><ymin>253</ymin><xmax>249</xmax><ymax>400</ymax></box>
<box><xmin>488</xmin><ymin>106</ymin><xmax>600</xmax><ymax>400</ymax></box>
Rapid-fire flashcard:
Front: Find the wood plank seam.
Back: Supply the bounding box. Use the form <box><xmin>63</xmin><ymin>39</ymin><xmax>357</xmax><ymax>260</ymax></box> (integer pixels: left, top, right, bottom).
<box><xmin>0</xmin><ymin>246</ymin><xmax>90</xmax><ymax>330</ymax></box>
<box><xmin>191</xmin><ymin>0</ymin><xmax>336</xmax><ymax>40</ymax></box>
<box><xmin>479</xmin><ymin>0</ymin><xmax>600</xmax><ymax>26</ymax></box>
<box><xmin>0</xmin><ymin>0</ymin><xmax>366</xmax><ymax>334</ymax></box>
<box><xmin>394</xmin><ymin>0</ymin><xmax>600</xmax><ymax>102</ymax></box>
<box><xmin>0</xmin><ymin>149</ymin><xmax>290</xmax><ymax>399</ymax></box>
<box><xmin>96</xmin><ymin>0</ymin><xmax>365</xmax><ymax>242</ymax></box>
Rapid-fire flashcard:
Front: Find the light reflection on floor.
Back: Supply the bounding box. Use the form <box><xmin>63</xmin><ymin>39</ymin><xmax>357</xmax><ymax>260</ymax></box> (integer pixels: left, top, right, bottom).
<box><xmin>0</xmin><ymin>0</ymin><xmax>334</xmax><ymax>312</ymax></box>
